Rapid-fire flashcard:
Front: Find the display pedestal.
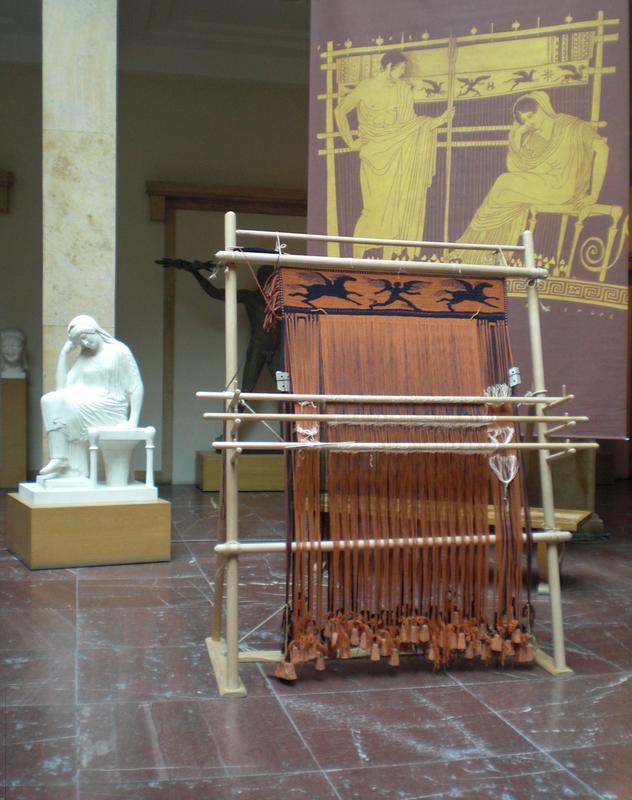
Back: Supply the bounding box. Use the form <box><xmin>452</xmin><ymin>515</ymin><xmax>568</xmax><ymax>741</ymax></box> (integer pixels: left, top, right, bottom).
<box><xmin>0</xmin><ymin>378</ymin><xmax>27</xmax><ymax>486</ymax></box>
<box><xmin>526</xmin><ymin>444</ymin><xmax>603</xmax><ymax>588</ymax></box>
<box><xmin>7</xmin><ymin>493</ymin><xmax>171</xmax><ymax>570</ymax></box>
<box><xmin>196</xmin><ymin>451</ymin><xmax>284</xmax><ymax>491</ymax></box>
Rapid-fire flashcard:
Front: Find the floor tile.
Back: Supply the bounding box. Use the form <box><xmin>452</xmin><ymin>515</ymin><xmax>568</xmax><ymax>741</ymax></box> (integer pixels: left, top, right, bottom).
<box><xmin>78</xmin><ymin>645</ymin><xmax>271</xmax><ymax>703</ymax></box>
<box><xmin>1</xmin><ymin>650</ymin><xmax>76</xmax><ymax>706</ymax></box>
<box><xmin>79</xmin><ymin>772</ymin><xmax>337</xmax><ymax>799</ymax></box>
<box><xmin>73</xmin><ymin>543</ymin><xmax>200</xmax><ymax>581</ymax></box>
<box><xmin>77</xmin><ymin>577</ymin><xmax>212</xmax><ymax>610</ymax></box>
<box><xmin>281</xmin><ymin>685</ymin><xmax>538</xmax><ymax>770</ymax></box>
<box><xmin>5</xmin><ymin>786</ymin><xmax>78</xmax><ymax>799</ymax></box>
<box><xmin>471</xmin><ymin>672</ymin><xmax>632</xmax><ymax>752</ymax></box>
<box><xmin>0</xmin><ymin>553</ymin><xmax>75</xmax><ymax>582</ymax></box>
<box><xmin>0</xmin><ymin>579</ymin><xmax>76</xmax><ymax>609</ymax></box>
<box><xmin>552</xmin><ymin>742</ymin><xmax>632</xmax><ymax>800</ymax></box>
<box><xmin>79</xmin><ymin>697</ymin><xmax>319</xmax><ymax>784</ymax></box>
<box><xmin>0</xmin><ymin>608</ymin><xmax>76</xmax><ymax>651</ymax></box>
<box><xmin>328</xmin><ymin>752</ymin><xmax>598</xmax><ymax>799</ymax></box>
<box><xmin>3</xmin><ymin>705</ymin><xmax>76</xmax><ymax>787</ymax></box>
<box><xmin>78</xmin><ymin>603</ymin><xmax>212</xmax><ymax>649</ymax></box>
<box><xmin>565</xmin><ymin>622</ymin><xmax>632</xmax><ymax>671</ymax></box>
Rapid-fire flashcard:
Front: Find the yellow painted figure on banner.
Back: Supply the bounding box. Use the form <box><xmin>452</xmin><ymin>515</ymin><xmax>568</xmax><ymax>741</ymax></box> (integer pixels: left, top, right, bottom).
<box><xmin>335</xmin><ymin>50</ymin><xmax>453</xmax><ymax>258</ymax></box>
<box><xmin>452</xmin><ymin>91</ymin><xmax>609</xmax><ymax>263</ymax></box>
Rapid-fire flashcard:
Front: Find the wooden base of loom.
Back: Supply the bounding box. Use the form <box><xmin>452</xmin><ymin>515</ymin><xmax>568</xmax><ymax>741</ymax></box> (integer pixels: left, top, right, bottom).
<box><xmin>205</xmin><ymin>637</ymin><xmax>247</xmax><ymax>697</ymax></box>
<box><xmin>211</xmin><ymin>643</ymin><xmax>572</xmax><ymax>683</ymax></box>
<box><xmin>534</xmin><ymin>646</ymin><xmax>573</xmax><ymax>676</ymax></box>
<box><xmin>238</xmin><ymin>649</ymin><xmax>283</xmax><ymax>663</ymax></box>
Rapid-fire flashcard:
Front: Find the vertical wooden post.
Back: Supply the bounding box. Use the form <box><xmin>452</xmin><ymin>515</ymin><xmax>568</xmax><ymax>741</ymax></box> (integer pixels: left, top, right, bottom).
<box><xmin>161</xmin><ymin>207</ymin><xmax>176</xmax><ymax>483</ymax></box>
<box><xmin>324</xmin><ymin>41</ymin><xmax>340</xmax><ymax>257</ymax></box>
<box><xmin>221</xmin><ymin>212</ymin><xmax>246</xmax><ymax>694</ymax></box>
<box><xmin>524</xmin><ymin>229</ymin><xmax>570</xmax><ymax>673</ymax></box>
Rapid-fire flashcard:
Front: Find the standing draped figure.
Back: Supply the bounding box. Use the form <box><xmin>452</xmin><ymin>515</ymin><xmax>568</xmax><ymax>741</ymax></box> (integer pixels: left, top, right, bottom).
<box><xmin>335</xmin><ymin>50</ymin><xmax>452</xmax><ymax>258</ymax></box>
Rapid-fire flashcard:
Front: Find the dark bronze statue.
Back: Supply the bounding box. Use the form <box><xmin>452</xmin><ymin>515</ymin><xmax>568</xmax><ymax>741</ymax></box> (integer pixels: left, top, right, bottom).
<box><xmin>156</xmin><ymin>255</ymin><xmax>280</xmax><ymax>393</ymax></box>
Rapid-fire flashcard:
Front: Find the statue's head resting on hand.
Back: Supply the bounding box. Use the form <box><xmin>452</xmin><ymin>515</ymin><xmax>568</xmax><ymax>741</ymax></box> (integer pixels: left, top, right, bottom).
<box><xmin>67</xmin><ymin>315</ymin><xmax>113</xmax><ymax>352</ymax></box>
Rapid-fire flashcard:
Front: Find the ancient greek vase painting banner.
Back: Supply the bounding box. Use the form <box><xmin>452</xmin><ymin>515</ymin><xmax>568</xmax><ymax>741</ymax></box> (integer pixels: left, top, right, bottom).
<box><xmin>308</xmin><ymin>0</ymin><xmax>629</xmax><ymax>438</ymax></box>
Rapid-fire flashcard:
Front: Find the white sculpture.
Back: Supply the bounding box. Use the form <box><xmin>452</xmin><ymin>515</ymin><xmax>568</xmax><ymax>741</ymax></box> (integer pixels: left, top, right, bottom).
<box><xmin>40</xmin><ymin>315</ymin><xmax>143</xmax><ymax>478</ymax></box>
<box><xmin>0</xmin><ymin>328</ymin><xmax>27</xmax><ymax>378</ymax></box>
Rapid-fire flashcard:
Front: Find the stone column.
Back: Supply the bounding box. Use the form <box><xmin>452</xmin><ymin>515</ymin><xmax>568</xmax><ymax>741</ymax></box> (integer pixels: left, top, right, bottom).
<box><xmin>42</xmin><ymin>0</ymin><xmax>117</xmax><ymax>396</ymax></box>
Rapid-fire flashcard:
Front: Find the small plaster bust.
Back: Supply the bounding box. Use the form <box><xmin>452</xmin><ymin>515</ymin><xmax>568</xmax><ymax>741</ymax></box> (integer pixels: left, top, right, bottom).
<box><xmin>0</xmin><ymin>328</ymin><xmax>27</xmax><ymax>378</ymax></box>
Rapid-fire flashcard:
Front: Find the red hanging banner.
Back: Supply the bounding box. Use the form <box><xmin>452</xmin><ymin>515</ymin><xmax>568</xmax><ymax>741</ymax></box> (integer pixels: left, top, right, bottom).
<box><xmin>308</xmin><ymin>0</ymin><xmax>629</xmax><ymax>438</ymax></box>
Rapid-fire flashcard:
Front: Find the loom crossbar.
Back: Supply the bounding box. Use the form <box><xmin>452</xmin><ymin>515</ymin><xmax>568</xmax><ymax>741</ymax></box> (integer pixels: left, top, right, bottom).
<box><xmin>234</xmin><ymin>227</ymin><xmax>526</xmax><ymax>253</ymax></box>
<box><xmin>215</xmin><ymin>530</ymin><xmax>572</xmax><ymax>555</ymax></box>
<box><xmin>214</xmin><ymin>249</ymin><xmax>548</xmax><ymax>280</ymax></box>
<box><xmin>197</xmin><ymin>390</ymin><xmax>573</xmax><ymax>405</ymax></box>
<box><xmin>213</xmin><ymin>440</ymin><xmax>596</xmax><ymax>453</ymax></box>
<box><xmin>204</xmin><ymin>412</ymin><xmax>588</xmax><ymax>425</ymax></box>
<box><xmin>204</xmin><ymin>216</ymin><xmax>578</xmax><ymax>697</ymax></box>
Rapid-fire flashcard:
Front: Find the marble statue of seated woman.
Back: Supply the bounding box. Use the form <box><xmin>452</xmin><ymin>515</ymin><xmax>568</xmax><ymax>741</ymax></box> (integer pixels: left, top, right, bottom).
<box><xmin>39</xmin><ymin>315</ymin><xmax>143</xmax><ymax>478</ymax></box>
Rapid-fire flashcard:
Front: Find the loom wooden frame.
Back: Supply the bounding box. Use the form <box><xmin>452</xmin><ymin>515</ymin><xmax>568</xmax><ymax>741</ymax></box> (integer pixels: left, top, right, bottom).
<box><xmin>203</xmin><ymin>212</ymin><xmax>584</xmax><ymax>697</ymax></box>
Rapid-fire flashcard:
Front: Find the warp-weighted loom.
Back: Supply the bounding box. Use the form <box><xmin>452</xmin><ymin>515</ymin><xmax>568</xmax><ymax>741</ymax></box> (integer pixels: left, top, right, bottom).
<box><xmin>199</xmin><ymin>211</ymin><xmax>596</xmax><ymax>698</ymax></box>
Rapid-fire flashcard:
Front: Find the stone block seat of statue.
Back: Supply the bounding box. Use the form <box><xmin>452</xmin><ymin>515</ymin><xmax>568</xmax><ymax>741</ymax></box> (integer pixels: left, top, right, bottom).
<box><xmin>19</xmin><ymin>315</ymin><xmax>158</xmax><ymax>505</ymax></box>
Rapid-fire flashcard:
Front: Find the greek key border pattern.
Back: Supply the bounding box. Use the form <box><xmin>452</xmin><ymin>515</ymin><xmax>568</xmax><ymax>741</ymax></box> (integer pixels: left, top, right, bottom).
<box><xmin>506</xmin><ymin>277</ymin><xmax>628</xmax><ymax>310</ymax></box>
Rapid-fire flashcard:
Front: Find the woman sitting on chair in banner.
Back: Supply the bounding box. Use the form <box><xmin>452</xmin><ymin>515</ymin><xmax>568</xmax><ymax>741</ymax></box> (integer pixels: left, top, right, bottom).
<box><xmin>451</xmin><ymin>90</ymin><xmax>608</xmax><ymax>263</ymax></box>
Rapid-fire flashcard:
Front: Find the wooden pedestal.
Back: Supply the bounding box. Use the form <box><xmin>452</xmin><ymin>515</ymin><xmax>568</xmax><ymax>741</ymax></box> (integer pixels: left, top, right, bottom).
<box><xmin>196</xmin><ymin>451</ymin><xmax>284</xmax><ymax>491</ymax></box>
<box><xmin>7</xmin><ymin>494</ymin><xmax>171</xmax><ymax>570</ymax></box>
<box><xmin>0</xmin><ymin>378</ymin><xmax>27</xmax><ymax>487</ymax></box>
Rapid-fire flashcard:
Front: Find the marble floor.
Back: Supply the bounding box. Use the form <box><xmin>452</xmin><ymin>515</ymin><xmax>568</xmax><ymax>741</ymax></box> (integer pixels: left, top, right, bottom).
<box><xmin>1</xmin><ymin>481</ymin><xmax>631</xmax><ymax>800</ymax></box>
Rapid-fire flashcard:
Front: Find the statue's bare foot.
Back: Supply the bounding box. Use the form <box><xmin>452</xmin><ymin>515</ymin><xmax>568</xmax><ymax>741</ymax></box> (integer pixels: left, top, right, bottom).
<box><xmin>39</xmin><ymin>458</ymin><xmax>70</xmax><ymax>477</ymax></box>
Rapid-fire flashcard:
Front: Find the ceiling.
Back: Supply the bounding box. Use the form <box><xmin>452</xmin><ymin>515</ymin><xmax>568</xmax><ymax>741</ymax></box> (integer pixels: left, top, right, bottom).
<box><xmin>0</xmin><ymin>0</ymin><xmax>310</xmax><ymax>84</ymax></box>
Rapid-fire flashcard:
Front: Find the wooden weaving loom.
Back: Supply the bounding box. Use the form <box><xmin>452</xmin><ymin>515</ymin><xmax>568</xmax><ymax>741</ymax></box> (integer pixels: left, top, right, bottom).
<box><xmin>200</xmin><ymin>211</ymin><xmax>596</xmax><ymax>698</ymax></box>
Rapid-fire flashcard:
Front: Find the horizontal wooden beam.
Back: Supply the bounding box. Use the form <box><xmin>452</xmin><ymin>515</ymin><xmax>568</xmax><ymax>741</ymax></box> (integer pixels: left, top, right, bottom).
<box><xmin>146</xmin><ymin>181</ymin><xmax>306</xmax><ymax>222</ymax></box>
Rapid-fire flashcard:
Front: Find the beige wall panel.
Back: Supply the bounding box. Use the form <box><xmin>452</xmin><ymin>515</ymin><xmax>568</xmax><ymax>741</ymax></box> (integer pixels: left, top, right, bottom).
<box><xmin>42</xmin><ymin>129</ymin><xmax>116</xmax><ymax>330</ymax></box>
<box><xmin>42</xmin><ymin>0</ymin><xmax>116</xmax><ymax>135</ymax></box>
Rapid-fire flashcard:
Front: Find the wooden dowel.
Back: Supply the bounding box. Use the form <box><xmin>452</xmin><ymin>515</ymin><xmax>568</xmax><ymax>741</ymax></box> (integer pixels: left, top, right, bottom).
<box><xmin>546</xmin><ymin>393</ymin><xmax>575</xmax><ymax>409</ymax></box>
<box><xmin>203</xmin><ymin>411</ymin><xmax>588</xmax><ymax>425</ymax></box>
<box><xmin>212</xmin><ymin>440</ymin><xmax>597</xmax><ymax>452</ymax></box>
<box><xmin>197</xmin><ymin>390</ymin><xmax>568</xmax><ymax>405</ymax></box>
<box><xmin>546</xmin><ymin>448</ymin><xmax>577</xmax><ymax>463</ymax></box>
<box><xmin>234</xmin><ymin>228</ymin><xmax>526</xmax><ymax>253</ymax></box>
<box><xmin>544</xmin><ymin>420</ymin><xmax>576</xmax><ymax>436</ymax></box>
<box><xmin>214</xmin><ymin>250</ymin><xmax>548</xmax><ymax>280</ymax></box>
<box><xmin>215</xmin><ymin>529</ymin><xmax>572</xmax><ymax>556</ymax></box>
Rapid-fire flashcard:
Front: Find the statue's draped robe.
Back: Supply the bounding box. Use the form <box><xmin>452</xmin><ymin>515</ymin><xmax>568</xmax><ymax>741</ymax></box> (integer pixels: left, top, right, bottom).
<box><xmin>454</xmin><ymin>94</ymin><xmax>600</xmax><ymax>263</ymax></box>
<box><xmin>42</xmin><ymin>342</ymin><xmax>141</xmax><ymax>441</ymax></box>
<box><xmin>353</xmin><ymin>78</ymin><xmax>438</xmax><ymax>256</ymax></box>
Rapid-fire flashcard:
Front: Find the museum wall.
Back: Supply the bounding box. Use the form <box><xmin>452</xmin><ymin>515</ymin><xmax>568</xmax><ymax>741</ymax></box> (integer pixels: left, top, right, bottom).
<box><xmin>0</xmin><ymin>64</ymin><xmax>43</xmax><ymax>472</ymax></box>
<box><xmin>0</xmin><ymin>63</ymin><xmax>308</xmax><ymax>479</ymax></box>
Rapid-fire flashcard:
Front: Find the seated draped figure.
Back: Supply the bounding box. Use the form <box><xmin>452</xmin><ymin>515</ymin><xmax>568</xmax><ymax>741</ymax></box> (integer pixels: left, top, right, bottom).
<box><xmin>40</xmin><ymin>315</ymin><xmax>143</xmax><ymax>478</ymax></box>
